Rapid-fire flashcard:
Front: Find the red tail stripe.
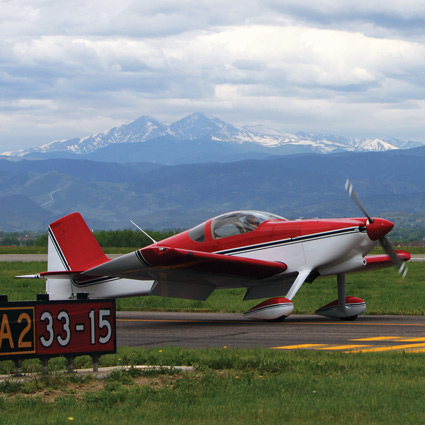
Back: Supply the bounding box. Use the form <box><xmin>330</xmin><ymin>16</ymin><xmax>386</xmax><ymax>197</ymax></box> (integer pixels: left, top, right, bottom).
<box><xmin>49</xmin><ymin>212</ymin><xmax>109</xmax><ymax>271</ymax></box>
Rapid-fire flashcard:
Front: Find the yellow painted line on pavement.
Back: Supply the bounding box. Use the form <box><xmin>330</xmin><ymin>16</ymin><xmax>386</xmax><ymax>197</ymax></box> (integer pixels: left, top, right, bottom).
<box><xmin>271</xmin><ymin>344</ymin><xmax>328</xmax><ymax>350</ymax></box>
<box><xmin>395</xmin><ymin>337</ymin><xmax>425</xmax><ymax>342</ymax></box>
<box><xmin>351</xmin><ymin>336</ymin><xmax>403</xmax><ymax>341</ymax></box>
<box><xmin>345</xmin><ymin>343</ymin><xmax>425</xmax><ymax>353</ymax></box>
<box><xmin>318</xmin><ymin>345</ymin><xmax>372</xmax><ymax>351</ymax></box>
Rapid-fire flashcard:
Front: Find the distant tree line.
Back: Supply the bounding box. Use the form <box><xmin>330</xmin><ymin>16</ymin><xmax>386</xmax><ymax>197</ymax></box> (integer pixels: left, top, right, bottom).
<box><xmin>1</xmin><ymin>226</ymin><xmax>424</xmax><ymax>247</ymax></box>
<box><xmin>0</xmin><ymin>231</ymin><xmax>43</xmax><ymax>246</ymax></box>
<box><xmin>390</xmin><ymin>227</ymin><xmax>425</xmax><ymax>245</ymax></box>
<box><xmin>93</xmin><ymin>229</ymin><xmax>177</xmax><ymax>248</ymax></box>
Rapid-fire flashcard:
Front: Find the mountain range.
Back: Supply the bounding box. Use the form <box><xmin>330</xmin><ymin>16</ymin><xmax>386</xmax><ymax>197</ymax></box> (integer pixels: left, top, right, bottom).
<box><xmin>2</xmin><ymin>113</ymin><xmax>423</xmax><ymax>165</ymax></box>
<box><xmin>0</xmin><ymin>146</ymin><xmax>424</xmax><ymax>231</ymax></box>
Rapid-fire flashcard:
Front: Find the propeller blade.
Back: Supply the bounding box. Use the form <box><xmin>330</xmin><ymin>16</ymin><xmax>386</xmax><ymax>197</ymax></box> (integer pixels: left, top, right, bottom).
<box><xmin>379</xmin><ymin>236</ymin><xmax>408</xmax><ymax>278</ymax></box>
<box><xmin>345</xmin><ymin>179</ymin><xmax>407</xmax><ymax>277</ymax></box>
<box><xmin>345</xmin><ymin>179</ymin><xmax>374</xmax><ymax>223</ymax></box>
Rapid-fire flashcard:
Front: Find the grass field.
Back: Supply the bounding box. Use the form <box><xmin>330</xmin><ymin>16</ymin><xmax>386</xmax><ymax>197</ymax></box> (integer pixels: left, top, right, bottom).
<box><xmin>1</xmin><ymin>348</ymin><xmax>425</xmax><ymax>424</ymax></box>
<box><xmin>1</xmin><ymin>261</ymin><xmax>424</xmax><ymax>315</ymax></box>
<box><xmin>1</xmin><ymin>260</ymin><xmax>425</xmax><ymax>424</ymax></box>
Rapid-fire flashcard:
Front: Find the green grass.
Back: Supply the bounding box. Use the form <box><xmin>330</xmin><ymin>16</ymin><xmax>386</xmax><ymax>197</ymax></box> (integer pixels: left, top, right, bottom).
<box><xmin>407</xmin><ymin>246</ymin><xmax>425</xmax><ymax>254</ymax></box>
<box><xmin>117</xmin><ymin>262</ymin><xmax>425</xmax><ymax>314</ymax></box>
<box><xmin>0</xmin><ymin>262</ymin><xmax>45</xmax><ymax>301</ymax></box>
<box><xmin>2</xmin><ymin>262</ymin><xmax>425</xmax><ymax>315</ymax></box>
<box><xmin>370</xmin><ymin>245</ymin><xmax>425</xmax><ymax>254</ymax></box>
<box><xmin>1</xmin><ymin>261</ymin><xmax>425</xmax><ymax>424</ymax></box>
<box><xmin>0</xmin><ymin>246</ymin><xmax>47</xmax><ymax>254</ymax></box>
<box><xmin>0</xmin><ymin>246</ymin><xmax>138</xmax><ymax>254</ymax></box>
<box><xmin>1</xmin><ymin>347</ymin><xmax>425</xmax><ymax>424</ymax></box>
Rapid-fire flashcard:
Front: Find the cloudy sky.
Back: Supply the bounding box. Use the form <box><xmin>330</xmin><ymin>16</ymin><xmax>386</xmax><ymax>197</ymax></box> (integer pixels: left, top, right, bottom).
<box><xmin>2</xmin><ymin>0</ymin><xmax>425</xmax><ymax>151</ymax></box>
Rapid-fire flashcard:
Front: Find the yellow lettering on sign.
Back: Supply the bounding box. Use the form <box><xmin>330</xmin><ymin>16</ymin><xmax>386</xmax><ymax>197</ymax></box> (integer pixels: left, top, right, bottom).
<box><xmin>0</xmin><ymin>313</ymin><xmax>14</xmax><ymax>349</ymax></box>
<box><xmin>18</xmin><ymin>313</ymin><xmax>32</xmax><ymax>349</ymax></box>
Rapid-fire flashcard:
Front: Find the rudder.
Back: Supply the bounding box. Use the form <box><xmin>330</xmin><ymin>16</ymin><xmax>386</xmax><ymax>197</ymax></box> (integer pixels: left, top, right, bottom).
<box><xmin>47</xmin><ymin>212</ymin><xmax>109</xmax><ymax>299</ymax></box>
<box><xmin>48</xmin><ymin>212</ymin><xmax>109</xmax><ymax>271</ymax></box>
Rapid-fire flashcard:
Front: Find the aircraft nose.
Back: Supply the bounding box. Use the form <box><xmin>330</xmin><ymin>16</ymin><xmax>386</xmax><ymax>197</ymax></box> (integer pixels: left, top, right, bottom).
<box><xmin>366</xmin><ymin>218</ymin><xmax>394</xmax><ymax>241</ymax></box>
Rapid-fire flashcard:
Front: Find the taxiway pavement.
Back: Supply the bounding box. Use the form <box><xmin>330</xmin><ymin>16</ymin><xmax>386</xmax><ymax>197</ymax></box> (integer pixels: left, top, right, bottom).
<box><xmin>3</xmin><ymin>254</ymin><xmax>424</xmax><ymax>352</ymax></box>
<box><xmin>117</xmin><ymin>311</ymin><xmax>425</xmax><ymax>352</ymax></box>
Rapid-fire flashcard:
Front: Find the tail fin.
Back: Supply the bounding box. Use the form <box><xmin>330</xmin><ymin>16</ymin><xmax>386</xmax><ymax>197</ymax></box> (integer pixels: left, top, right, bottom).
<box><xmin>47</xmin><ymin>213</ymin><xmax>109</xmax><ymax>299</ymax></box>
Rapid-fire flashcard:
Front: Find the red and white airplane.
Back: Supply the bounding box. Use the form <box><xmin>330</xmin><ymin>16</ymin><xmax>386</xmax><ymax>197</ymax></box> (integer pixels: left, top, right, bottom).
<box><xmin>21</xmin><ymin>180</ymin><xmax>410</xmax><ymax>321</ymax></box>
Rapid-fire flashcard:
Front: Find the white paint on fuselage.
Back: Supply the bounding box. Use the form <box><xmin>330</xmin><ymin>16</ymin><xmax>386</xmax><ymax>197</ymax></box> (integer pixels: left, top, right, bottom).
<box><xmin>219</xmin><ymin>227</ymin><xmax>375</xmax><ymax>277</ymax></box>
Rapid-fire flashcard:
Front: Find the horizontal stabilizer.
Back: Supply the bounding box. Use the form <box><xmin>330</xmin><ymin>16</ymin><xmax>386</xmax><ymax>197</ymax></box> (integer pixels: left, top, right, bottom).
<box><xmin>16</xmin><ymin>274</ymin><xmax>43</xmax><ymax>279</ymax></box>
<box><xmin>17</xmin><ymin>270</ymin><xmax>84</xmax><ymax>280</ymax></box>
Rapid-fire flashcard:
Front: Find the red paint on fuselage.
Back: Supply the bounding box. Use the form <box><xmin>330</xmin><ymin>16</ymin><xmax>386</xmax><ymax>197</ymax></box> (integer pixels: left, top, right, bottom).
<box><xmin>147</xmin><ymin>215</ymin><xmax>379</xmax><ymax>254</ymax></box>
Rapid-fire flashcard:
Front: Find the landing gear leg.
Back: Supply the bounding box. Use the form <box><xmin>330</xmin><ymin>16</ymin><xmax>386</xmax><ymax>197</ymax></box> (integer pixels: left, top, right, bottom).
<box><xmin>337</xmin><ymin>273</ymin><xmax>346</xmax><ymax>312</ymax></box>
<box><xmin>338</xmin><ymin>273</ymin><xmax>358</xmax><ymax>321</ymax></box>
<box><xmin>315</xmin><ymin>273</ymin><xmax>366</xmax><ymax>320</ymax></box>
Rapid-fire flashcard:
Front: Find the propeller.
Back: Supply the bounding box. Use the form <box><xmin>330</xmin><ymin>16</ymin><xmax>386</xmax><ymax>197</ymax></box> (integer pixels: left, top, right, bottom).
<box><xmin>345</xmin><ymin>179</ymin><xmax>408</xmax><ymax>278</ymax></box>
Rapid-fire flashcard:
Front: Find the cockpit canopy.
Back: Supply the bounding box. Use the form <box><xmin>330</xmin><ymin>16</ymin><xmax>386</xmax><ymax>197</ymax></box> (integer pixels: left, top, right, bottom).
<box><xmin>188</xmin><ymin>210</ymin><xmax>286</xmax><ymax>242</ymax></box>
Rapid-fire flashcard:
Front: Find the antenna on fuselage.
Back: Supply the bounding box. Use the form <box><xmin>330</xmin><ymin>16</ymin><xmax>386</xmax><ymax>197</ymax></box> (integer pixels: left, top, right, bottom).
<box><xmin>130</xmin><ymin>220</ymin><xmax>157</xmax><ymax>244</ymax></box>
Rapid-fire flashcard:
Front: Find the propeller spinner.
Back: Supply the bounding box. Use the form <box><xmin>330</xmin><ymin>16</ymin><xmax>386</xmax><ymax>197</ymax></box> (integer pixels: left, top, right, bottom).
<box><xmin>345</xmin><ymin>179</ymin><xmax>408</xmax><ymax>278</ymax></box>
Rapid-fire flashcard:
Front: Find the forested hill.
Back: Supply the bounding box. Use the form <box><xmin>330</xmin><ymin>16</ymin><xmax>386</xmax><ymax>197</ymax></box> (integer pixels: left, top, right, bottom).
<box><xmin>0</xmin><ymin>146</ymin><xmax>424</xmax><ymax>231</ymax></box>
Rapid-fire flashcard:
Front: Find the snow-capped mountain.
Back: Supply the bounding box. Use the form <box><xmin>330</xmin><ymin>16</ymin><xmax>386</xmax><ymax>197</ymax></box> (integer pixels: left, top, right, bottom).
<box><xmin>2</xmin><ymin>112</ymin><xmax>423</xmax><ymax>158</ymax></box>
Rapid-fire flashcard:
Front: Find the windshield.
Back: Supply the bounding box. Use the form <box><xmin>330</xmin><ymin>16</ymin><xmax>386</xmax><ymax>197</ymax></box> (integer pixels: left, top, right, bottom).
<box><xmin>211</xmin><ymin>210</ymin><xmax>285</xmax><ymax>239</ymax></box>
<box><xmin>188</xmin><ymin>221</ymin><xmax>206</xmax><ymax>243</ymax></box>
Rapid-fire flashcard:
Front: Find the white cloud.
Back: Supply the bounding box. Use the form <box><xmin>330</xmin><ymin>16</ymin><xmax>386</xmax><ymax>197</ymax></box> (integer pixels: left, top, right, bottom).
<box><xmin>1</xmin><ymin>0</ymin><xmax>425</xmax><ymax>150</ymax></box>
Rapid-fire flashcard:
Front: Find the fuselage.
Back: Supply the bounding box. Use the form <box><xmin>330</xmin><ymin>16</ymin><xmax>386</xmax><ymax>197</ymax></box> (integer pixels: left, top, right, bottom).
<box><xmin>151</xmin><ymin>210</ymin><xmax>392</xmax><ymax>279</ymax></box>
<box><xmin>39</xmin><ymin>209</ymin><xmax>400</xmax><ymax>305</ymax></box>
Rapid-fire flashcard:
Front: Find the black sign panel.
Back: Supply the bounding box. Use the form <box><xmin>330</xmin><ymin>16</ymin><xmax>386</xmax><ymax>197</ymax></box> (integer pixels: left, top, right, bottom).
<box><xmin>0</xmin><ymin>299</ymin><xmax>115</xmax><ymax>360</ymax></box>
<box><xmin>0</xmin><ymin>307</ymin><xmax>36</xmax><ymax>356</ymax></box>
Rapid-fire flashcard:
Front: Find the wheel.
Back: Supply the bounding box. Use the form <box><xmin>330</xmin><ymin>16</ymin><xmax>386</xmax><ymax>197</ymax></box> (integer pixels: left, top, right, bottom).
<box><xmin>340</xmin><ymin>315</ymin><xmax>358</xmax><ymax>321</ymax></box>
<box><xmin>268</xmin><ymin>315</ymin><xmax>287</xmax><ymax>323</ymax></box>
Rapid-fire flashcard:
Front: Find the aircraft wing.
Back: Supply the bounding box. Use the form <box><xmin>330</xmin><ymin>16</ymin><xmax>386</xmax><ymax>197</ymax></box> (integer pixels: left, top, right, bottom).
<box><xmin>80</xmin><ymin>246</ymin><xmax>287</xmax><ymax>282</ymax></box>
<box><xmin>19</xmin><ymin>246</ymin><xmax>288</xmax><ymax>301</ymax></box>
<box><xmin>363</xmin><ymin>250</ymin><xmax>411</xmax><ymax>271</ymax></box>
<box><xmin>72</xmin><ymin>246</ymin><xmax>287</xmax><ymax>301</ymax></box>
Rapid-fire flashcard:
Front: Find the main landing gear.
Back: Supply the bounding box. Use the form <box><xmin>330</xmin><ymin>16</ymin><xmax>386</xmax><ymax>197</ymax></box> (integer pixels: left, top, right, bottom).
<box><xmin>243</xmin><ymin>297</ymin><xmax>294</xmax><ymax>321</ymax></box>
<box><xmin>315</xmin><ymin>273</ymin><xmax>366</xmax><ymax>320</ymax></box>
<box><xmin>243</xmin><ymin>273</ymin><xmax>366</xmax><ymax>322</ymax></box>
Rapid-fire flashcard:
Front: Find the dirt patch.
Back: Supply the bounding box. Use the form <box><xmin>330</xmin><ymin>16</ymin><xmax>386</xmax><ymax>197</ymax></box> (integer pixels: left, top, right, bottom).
<box><xmin>1</xmin><ymin>369</ymin><xmax>186</xmax><ymax>402</ymax></box>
